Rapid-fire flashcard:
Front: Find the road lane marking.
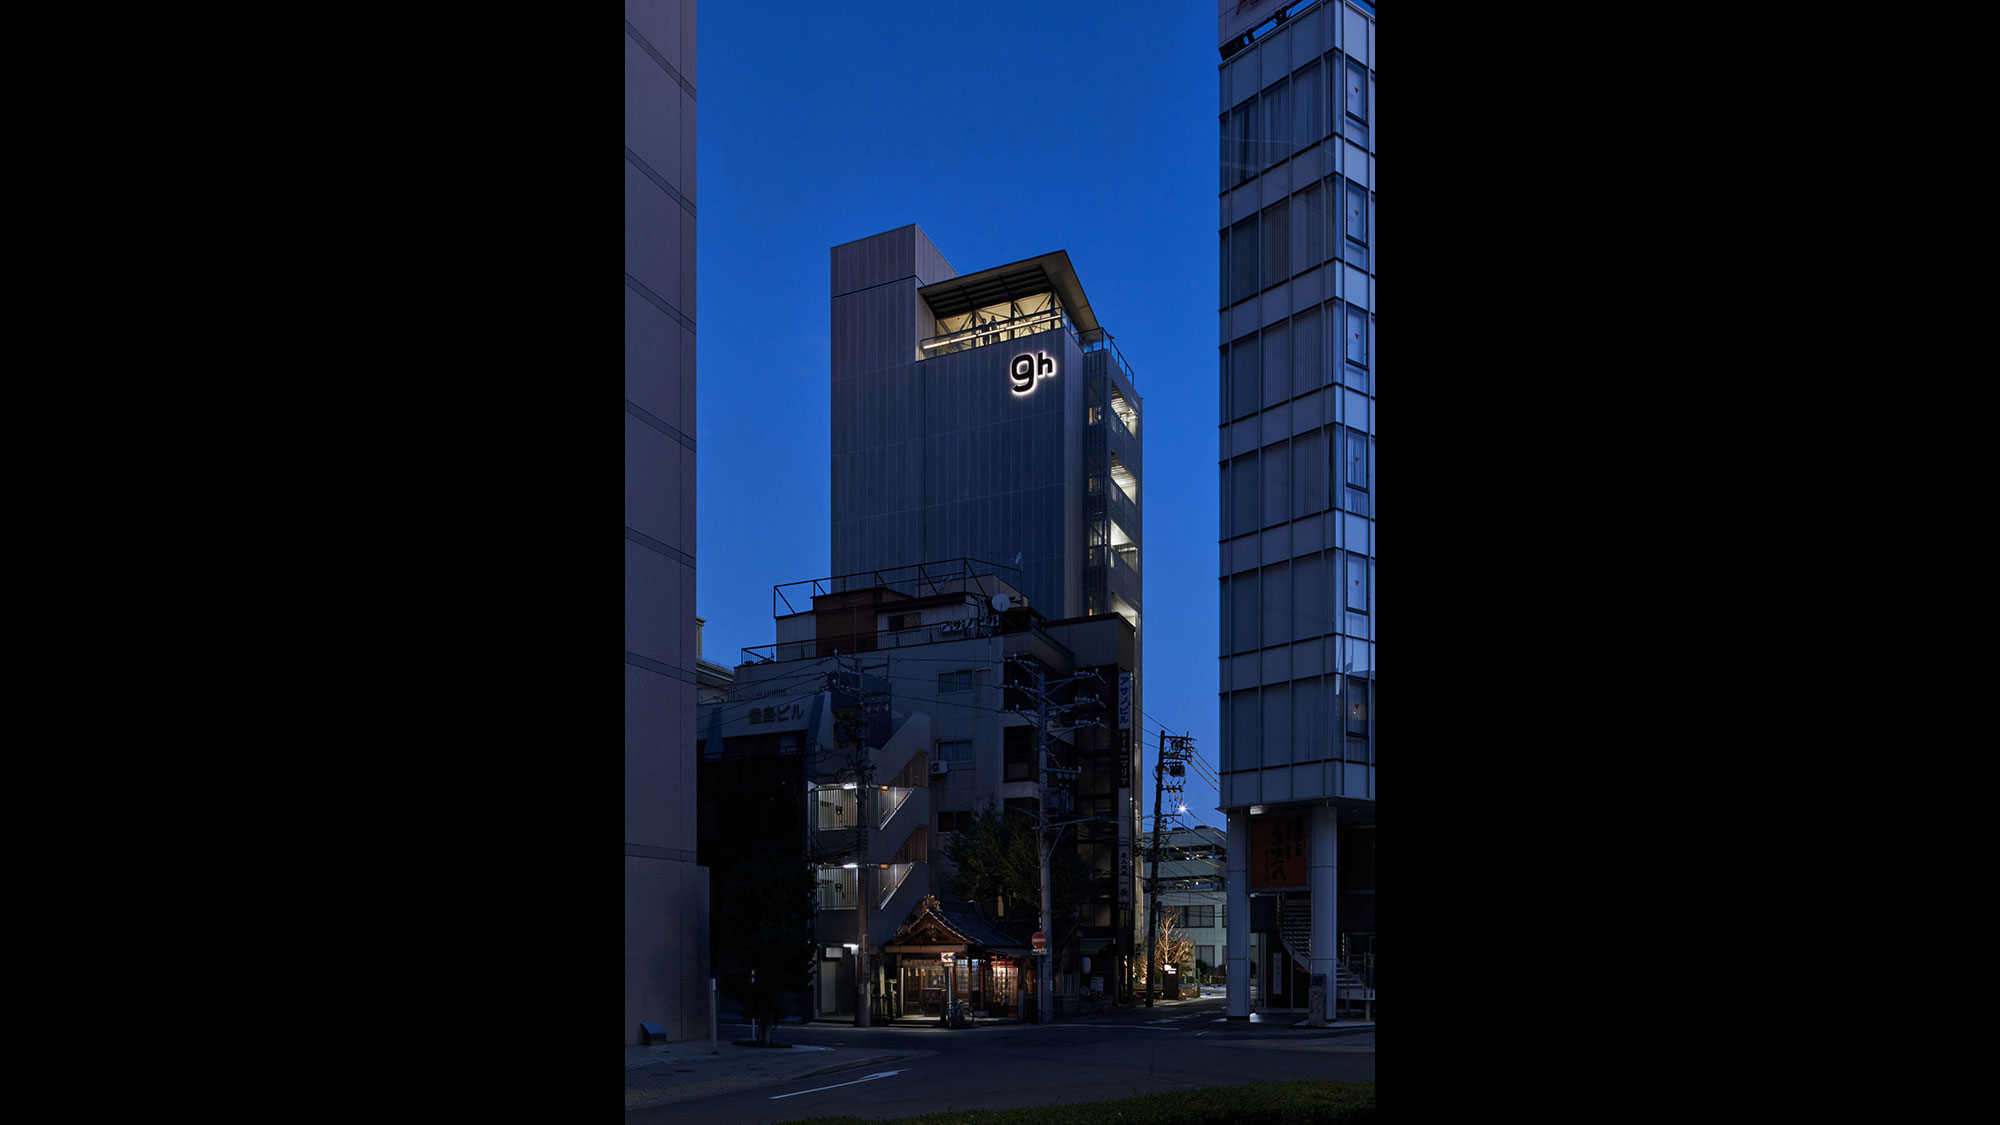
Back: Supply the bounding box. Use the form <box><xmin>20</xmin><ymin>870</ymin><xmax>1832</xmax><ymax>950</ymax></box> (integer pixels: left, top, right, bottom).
<box><xmin>1053</xmin><ymin>1023</ymin><xmax>1178</xmax><ymax>1031</ymax></box>
<box><xmin>769</xmin><ymin>1070</ymin><xmax>907</xmax><ymax>1099</ymax></box>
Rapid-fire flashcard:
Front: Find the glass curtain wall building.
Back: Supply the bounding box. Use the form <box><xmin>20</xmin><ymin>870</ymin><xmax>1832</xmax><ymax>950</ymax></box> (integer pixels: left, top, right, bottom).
<box><xmin>1215</xmin><ymin>0</ymin><xmax>1376</xmax><ymax>1022</ymax></box>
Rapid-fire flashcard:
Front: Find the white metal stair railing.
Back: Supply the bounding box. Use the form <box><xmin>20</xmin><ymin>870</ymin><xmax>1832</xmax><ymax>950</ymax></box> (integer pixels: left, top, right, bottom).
<box><xmin>1275</xmin><ymin>901</ymin><xmax>1375</xmax><ymax>1015</ymax></box>
<box><xmin>878</xmin><ymin>861</ymin><xmax>915</xmax><ymax>909</ymax></box>
<box><xmin>878</xmin><ymin>785</ymin><xmax>913</xmax><ymax>829</ymax></box>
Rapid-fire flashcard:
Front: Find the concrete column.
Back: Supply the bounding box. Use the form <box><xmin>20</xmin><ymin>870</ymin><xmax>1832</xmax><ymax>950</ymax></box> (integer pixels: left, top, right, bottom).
<box><xmin>1310</xmin><ymin>805</ymin><xmax>1339</xmax><ymax>1023</ymax></box>
<box><xmin>1226</xmin><ymin>810</ymin><xmax>1251</xmax><ymax>1019</ymax></box>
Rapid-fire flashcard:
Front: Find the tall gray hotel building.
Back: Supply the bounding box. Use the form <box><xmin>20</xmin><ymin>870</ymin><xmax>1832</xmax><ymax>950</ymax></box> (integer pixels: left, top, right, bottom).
<box><xmin>831</xmin><ymin>226</ymin><xmax>1142</xmax><ymax>654</ymax></box>
<box><xmin>830</xmin><ymin>221</ymin><xmax>1147</xmax><ymax>932</ymax></box>
<box><xmin>1216</xmin><ymin>0</ymin><xmax>1375</xmax><ymax>1022</ymax></box>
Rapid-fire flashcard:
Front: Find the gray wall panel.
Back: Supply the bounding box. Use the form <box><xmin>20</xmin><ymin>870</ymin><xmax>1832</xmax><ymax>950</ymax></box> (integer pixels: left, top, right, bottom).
<box><xmin>626</xmin><ymin>0</ymin><xmax>704</xmax><ymax>1046</ymax></box>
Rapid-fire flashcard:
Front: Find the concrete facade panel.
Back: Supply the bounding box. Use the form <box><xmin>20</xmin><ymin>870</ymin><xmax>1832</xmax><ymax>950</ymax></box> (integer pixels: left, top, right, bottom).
<box><xmin>626</xmin><ymin>161</ymin><xmax>684</xmax><ymax>313</ymax></box>
<box><xmin>626</xmin><ymin>854</ymin><xmax>710</xmax><ymax>1042</ymax></box>
<box><xmin>625</xmin><ymin>289</ymin><xmax>688</xmax><ymax>433</ymax></box>
<box><xmin>626</xmin><ymin>538</ymin><xmax>691</xmax><ymax>673</ymax></box>
<box><xmin>626</xmin><ymin>0</ymin><xmax>682</xmax><ymax>70</ymax></box>
<box><xmin>624</xmin><ymin>37</ymin><xmax>681</xmax><ymax>185</ymax></box>
<box><xmin>625</xmin><ymin>0</ymin><xmax>700</xmax><ymax>1049</ymax></box>
<box><xmin>681</xmin><ymin>91</ymin><xmax>697</xmax><ymax>204</ymax></box>
<box><xmin>625</xmin><ymin>414</ymin><xmax>685</xmax><ymax>543</ymax></box>
<box><xmin>627</xmin><ymin>664</ymin><xmax>697</xmax><ymax>853</ymax></box>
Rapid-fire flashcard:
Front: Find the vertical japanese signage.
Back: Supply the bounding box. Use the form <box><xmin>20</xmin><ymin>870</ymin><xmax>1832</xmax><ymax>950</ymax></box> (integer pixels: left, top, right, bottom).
<box><xmin>1118</xmin><ymin>725</ymin><xmax>1133</xmax><ymax>906</ymax></box>
<box><xmin>1118</xmin><ymin>672</ymin><xmax>1132</xmax><ymax>730</ymax></box>
<box><xmin>1250</xmin><ymin>814</ymin><xmax>1310</xmax><ymax>889</ymax></box>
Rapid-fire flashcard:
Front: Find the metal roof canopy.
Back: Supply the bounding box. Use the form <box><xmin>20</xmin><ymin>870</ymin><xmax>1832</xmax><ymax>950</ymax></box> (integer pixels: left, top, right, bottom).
<box><xmin>917</xmin><ymin>250</ymin><xmax>1101</xmax><ymax>337</ymax></box>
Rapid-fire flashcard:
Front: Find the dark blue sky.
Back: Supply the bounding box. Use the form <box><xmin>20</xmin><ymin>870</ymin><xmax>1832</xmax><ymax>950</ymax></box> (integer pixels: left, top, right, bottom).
<box><xmin>696</xmin><ymin>0</ymin><xmax>1225</xmax><ymax>824</ymax></box>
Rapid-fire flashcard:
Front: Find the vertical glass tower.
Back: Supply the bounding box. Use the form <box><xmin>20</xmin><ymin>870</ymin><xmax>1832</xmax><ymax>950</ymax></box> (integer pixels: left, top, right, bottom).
<box><xmin>1215</xmin><ymin>0</ymin><xmax>1376</xmax><ymax>1023</ymax></box>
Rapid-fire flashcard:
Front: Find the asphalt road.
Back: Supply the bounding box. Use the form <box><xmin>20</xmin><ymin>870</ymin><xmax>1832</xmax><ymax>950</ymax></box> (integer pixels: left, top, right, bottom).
<box><xmin>636</xmin><ymin>998</ymin><xmax>1375</xmax><ymax>1125</ymax></box>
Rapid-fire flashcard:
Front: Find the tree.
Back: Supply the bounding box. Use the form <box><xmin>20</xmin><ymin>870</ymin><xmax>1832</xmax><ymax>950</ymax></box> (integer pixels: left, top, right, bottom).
<box><xmin>713</xmin><ymin>846</ymin><xmax>817</xmax><ymax>1045</ymax></box>
<box><xmin>941</xmin><ymin>803</ymin><xmax>1089</xmax><ymax>924</ymax></box>
<box><xmin>1140</xmin><ymin>905</ymin><xmax>1196</xmax><ymax>992</ymax></box>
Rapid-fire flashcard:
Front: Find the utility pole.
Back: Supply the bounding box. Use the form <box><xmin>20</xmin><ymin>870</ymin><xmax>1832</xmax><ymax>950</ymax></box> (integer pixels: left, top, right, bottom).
<box><xmin>1007</xmin><ymin>654</ymin><xmax>1102</xmax><ymax>1025</ymax></box>
<box><xmin>1145</xmin><ymin>731</ymin><xmax>1193</xmax><ymax>1006</ymax></box>
<box><xmin>857</xmin><ymin>769</ymin><xmax>871</xmax><ymax>1029</ymax></box>
<box><xmin>1145</xmin><ymin>729</ymin><xmax>1164</xmax><ymax>1008</ymax></box>
<box><xmin>832</xmin><ymin>655</ymin><xmax>879</xmax><ymax>1028</ymax></box>
<box><xmin>854</xmin><ymin>656</ymin><xmax>889</xmax><ymax>1028</ymax></box>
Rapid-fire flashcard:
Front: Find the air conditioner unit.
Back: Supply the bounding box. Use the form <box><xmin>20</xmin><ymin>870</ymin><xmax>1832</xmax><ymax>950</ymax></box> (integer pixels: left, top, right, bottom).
<box><xmin>930</xmin><ymin>761</ymin><xmax>949</xmax><ymax>776</ymax></box>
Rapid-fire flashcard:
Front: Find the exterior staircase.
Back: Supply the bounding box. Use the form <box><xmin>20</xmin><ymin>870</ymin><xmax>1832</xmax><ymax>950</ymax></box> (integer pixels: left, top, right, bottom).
<box><xmin>1276</xmin><ymin>900</ymin><xmax>1375</xmax><ymax>1017</ymax></box>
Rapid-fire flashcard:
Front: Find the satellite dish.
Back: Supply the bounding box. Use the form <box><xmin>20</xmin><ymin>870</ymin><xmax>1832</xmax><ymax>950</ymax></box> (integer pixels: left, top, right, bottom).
<box><xmin>991</xmin><ymin>594</ymin><xmax>1011</xmax><ymax>612</ymax></box>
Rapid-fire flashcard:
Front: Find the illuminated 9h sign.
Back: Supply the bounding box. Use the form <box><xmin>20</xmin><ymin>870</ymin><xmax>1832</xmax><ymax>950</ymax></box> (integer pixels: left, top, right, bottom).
<box><xmin>1010</xmin><ymin>350</ymin><xmax>1056</xmax><ymax>394</ymax></box>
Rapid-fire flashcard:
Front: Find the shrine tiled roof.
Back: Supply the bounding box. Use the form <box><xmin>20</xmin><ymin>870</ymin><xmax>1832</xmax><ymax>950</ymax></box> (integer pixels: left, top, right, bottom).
<box><xmin>887</xmin><ymin>894</ymin><xmax>1033</xmax><ymax>955</ymax></box>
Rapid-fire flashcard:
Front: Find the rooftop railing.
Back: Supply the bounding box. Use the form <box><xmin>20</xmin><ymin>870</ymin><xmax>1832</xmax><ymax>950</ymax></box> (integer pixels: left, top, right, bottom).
<box><xmin>919</xmin><ymin>309</ymin><xmax>1137</xmax><ymax>386</ymax></box>
<box><xmin>1078</xmin><ymin>326</ymin><xmax>1136</xmax><ymax>386</ymax></box>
